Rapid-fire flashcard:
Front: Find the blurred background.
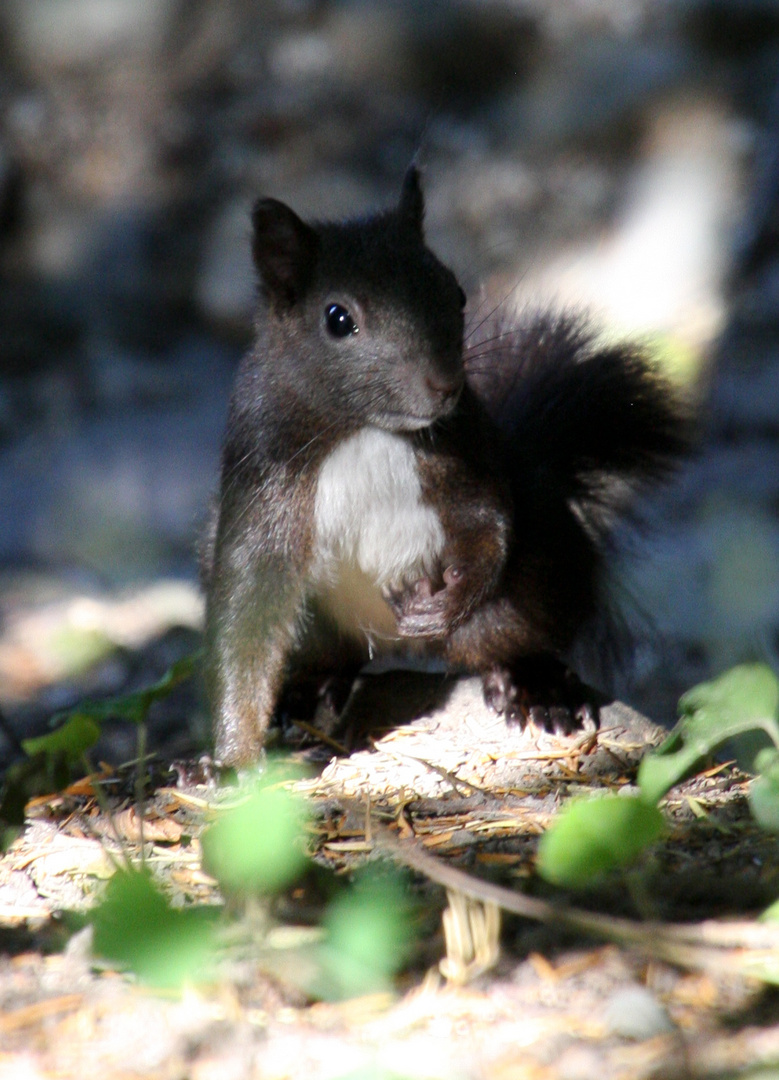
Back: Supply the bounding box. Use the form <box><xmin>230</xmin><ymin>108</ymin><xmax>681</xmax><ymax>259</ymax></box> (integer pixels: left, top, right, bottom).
<box><xmin>1</xmin><ymin>0</ymin><xmax>778</xmax><ymax>761</ymax></box>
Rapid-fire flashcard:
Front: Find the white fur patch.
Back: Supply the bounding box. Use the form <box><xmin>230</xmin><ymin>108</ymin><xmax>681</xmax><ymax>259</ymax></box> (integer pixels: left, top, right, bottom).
<box><xmin>313</xmin><ymin>428</ymin><xmax>445</xmax><ymax>640</ymax></box>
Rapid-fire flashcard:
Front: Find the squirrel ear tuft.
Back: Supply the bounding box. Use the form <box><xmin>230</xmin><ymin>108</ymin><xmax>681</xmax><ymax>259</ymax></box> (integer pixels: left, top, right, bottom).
<box><xmin>398</xmin><ymin>165</ymin><xmax>425</xmax><ymax>235</ymax></box>
<box><xmin>251</xmin><ymin>198</ymin><xmax>319</xmax><ymax>305</ymax></box>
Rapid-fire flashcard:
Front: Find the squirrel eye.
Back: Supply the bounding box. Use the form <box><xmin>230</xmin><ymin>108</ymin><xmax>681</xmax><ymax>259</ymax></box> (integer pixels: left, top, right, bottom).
<box><xmin>325</xmin><ymin>303</ymin><xmax>358</xmax><ymax>338</ymax></box>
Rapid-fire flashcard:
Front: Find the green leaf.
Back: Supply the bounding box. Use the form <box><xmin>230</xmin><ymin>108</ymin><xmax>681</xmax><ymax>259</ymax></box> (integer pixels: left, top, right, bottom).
<box><xmin>740</xmin><ymin>952</ymin><xmax>779</xmax><ymax>986</ymax></box>
<box><xmin>53</xmin><ymin>652</ymin><xmax>199</xmax><ymax>728</ymax></box>
<box><xmin>91</xmin><ymin>867</ymin><xmax>216</xmax><ymax>987</ymax></box>
<box><xmin>317</xmin><ymin>866</ymin><xmax>415</xmax><ymax>999</ymax></box>
<box><xmin>2</xmin><ymin>716</ymin><xmax>100</xmax><ymax>848</ymax></box>
<box><xmin>753</xmin><ymin>747</ymin><xmax>779</xmax><ymax>778</ymax></box>
<box><xmin>750</xmin><ymin>772</ymin><xmax>779</xmax><ymax>833</ymax></box>
<box><xmin>678</xmin><ymin>663</ymin><xmax>779</xmax><ymax>729</ymax></box>
<box><xmin>22</xmin><ymin>713</ymin><xmax>101</xmax><ymax>763</ymax></box>
<box><xmin>638</xmin><ymin>664</ymin><xmax>779</xmax><ymax>806</ymax></box>
<box><xmin>201</xmin><ymin>769</ymin><xmax>309</xmax><ymax>895</ymax></box>
<box><xmin>1</xmin><ymin>654</ymin><xmax>200</xmax><ymax>848</ymax></box>
<box><xmin>749</xmin><ymin>744</ymin><xmax>779</xmax><ymax>833</ymax></box>
<box><xmin>536</xmin><ymin>793</ymin><xmax>664</xmax><ymax>888</ymax></box>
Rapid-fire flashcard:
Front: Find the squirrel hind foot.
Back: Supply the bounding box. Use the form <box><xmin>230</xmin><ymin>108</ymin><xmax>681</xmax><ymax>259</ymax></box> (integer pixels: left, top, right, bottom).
<box><xmin>481</xmin><ymin>655</ymin><xmax>600</xmax><ymax>734</ymax></box>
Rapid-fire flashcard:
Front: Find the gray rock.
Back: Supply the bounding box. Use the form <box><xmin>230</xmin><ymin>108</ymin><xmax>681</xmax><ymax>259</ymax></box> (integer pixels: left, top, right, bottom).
<box><xmin>604</xmin><ymin>985</ymin><xmax>675</xmax><ymax>1040</ymax></box>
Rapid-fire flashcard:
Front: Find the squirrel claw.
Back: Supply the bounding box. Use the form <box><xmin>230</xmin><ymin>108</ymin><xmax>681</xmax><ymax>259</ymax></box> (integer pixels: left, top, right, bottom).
<box><xmin>482</xmin><ymin>656</ymin><xmax>600</xmax><ymax>734</ymax></box>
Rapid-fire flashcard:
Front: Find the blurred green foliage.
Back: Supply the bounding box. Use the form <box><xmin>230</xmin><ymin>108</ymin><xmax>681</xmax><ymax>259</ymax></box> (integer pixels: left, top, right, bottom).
<box><xmin>538</xmin><ymin>663</ymin><xmax>779</xmax><ymax>889</ymax></box>
<box><xmin>14</xmin><ymin>655</ymin><xmax>779</xmax><ymax>995</ymax></box>
<box><xmin>0</xmin><ymin>652</ymin><xmax>199</xmax><ymax>847</ymax></box>
<box><xmin>91</xmin><ymin>867</ymin><xmax>217</xmax><ymax>987</ymax></box>
<box><xmin>316</xmin><ymin>865</ymin><xmax>416</xmax><ymax>999</ymax></box>
<box><xmin>200</xmin><ymin>765</ymin><xmax>310</xmax><ymax>895</ymax></box>
<box><xmin>537</xmin><ymin>794</ymin><xmax>664</xmax><ymax>888</ymax></box>
<box><xmin>638</xmin><ymin>663</ymin><xmax>779</xmax><ymax>806</ymax></box>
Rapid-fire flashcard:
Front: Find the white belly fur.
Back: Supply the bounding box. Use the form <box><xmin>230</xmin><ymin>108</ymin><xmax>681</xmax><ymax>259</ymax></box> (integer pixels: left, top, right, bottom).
<box><xmin>312</xmin><ymin>428</ymin><xmax>445</xmax><ymax>642</ymax></box>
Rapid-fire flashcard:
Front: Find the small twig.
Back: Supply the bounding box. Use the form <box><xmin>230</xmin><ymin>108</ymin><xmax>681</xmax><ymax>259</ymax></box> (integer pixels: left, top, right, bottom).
<box><xmin>80</xmin><ymin>754</ymin><xmax>131</xmax><ymax>873</ymax></box>
<box><xmin>291</xmin><ymin>720</ymin><xmax>349</xmax><ymax>756</ymax></box>
<box><xmin>372</xmin><ymin>822</ymin><xmax>779</xmax><ymax>978</ymax></box>
<box><xmin>0</xmin><ymin>993</ymin><xmax>84</xmax><ymax>1032</ymax></box>
<box><xmin>379</xmin><ymin>746</ymin><xmax>490</xmax><ymax>798</ymax></box>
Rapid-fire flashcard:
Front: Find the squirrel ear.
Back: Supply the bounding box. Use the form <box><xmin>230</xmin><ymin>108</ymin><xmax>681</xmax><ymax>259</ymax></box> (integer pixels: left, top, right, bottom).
<box><xmin>251</xmin><ymin>198</ymin><xmax>319</xmax><ymax>305</ymax></box>
<box><xmin>398</xmin><ymin>165</ymin><xmax>425</xmax><ymax>235</ymax></box>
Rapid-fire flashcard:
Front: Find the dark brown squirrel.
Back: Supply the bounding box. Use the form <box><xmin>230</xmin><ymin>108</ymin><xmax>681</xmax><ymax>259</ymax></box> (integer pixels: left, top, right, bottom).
<box><xmin>202</xmin><ymin>166</ymin><xmax>689</xmax><ymax>767</ymax></box>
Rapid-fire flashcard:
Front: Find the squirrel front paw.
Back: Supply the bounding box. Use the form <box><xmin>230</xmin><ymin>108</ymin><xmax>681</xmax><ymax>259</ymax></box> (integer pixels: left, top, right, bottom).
<box><xmin>382</xmin><ymin>565</ymin><xmax>467</xmax><ymax>638</ymax></box>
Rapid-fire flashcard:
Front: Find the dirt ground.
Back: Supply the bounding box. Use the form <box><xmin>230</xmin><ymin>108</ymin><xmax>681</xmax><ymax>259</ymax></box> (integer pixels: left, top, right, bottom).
<box><xmin>2</xmin><ymin>674</ymin><xmax>779</xmax><ymax>1080</ymax></box>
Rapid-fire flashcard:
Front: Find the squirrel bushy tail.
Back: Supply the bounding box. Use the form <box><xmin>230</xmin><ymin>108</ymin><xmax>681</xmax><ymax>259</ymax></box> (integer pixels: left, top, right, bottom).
<box><xmin>465</xmin><ymin>310</ymin><xmax>692</xmax><ymax>532</ymax></box>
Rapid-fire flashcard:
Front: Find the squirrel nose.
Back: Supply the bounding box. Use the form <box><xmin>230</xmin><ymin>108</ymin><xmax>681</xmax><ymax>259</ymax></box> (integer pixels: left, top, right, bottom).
<box><xmin>426</xmin><ymin>373</ymin><xmax>463</xmax><ymax>405</ymax></box>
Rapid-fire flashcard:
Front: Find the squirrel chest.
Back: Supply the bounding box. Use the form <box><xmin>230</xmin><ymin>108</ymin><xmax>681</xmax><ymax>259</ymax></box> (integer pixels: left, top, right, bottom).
<box><xmin>310</xmin><ymin>427</ymin><xmax>445</xmax><ymax>642</ymax></box>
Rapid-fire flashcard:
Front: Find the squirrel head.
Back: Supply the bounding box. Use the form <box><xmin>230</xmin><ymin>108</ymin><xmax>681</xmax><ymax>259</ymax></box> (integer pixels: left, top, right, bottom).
<box><xmin>247</xmin><ymin>167</ymin><xmax>466</xmax><ymax>431</ymax></box>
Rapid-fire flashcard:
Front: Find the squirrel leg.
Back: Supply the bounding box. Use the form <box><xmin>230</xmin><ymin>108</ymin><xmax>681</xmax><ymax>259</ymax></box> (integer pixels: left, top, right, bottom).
<box><xmin>206</xmin><ymin>549</ymin><xmax>308</xmax><ymax>767</ymax></box>
<box><xmin>206</xmin><ymin>623</ymin><xmax>289</xmax><ymax>767</ymax></box>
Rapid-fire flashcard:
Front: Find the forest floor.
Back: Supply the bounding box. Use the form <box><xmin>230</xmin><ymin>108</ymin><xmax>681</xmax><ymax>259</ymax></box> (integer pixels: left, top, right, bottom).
<box><xmin>2</xmin><ymin>672</ymin><xmax>779</xmax><ymax>1080</ymax></box>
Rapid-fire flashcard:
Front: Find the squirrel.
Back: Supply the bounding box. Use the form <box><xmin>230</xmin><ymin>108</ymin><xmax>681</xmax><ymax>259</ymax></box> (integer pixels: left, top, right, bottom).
<box><xmin>201</xmin><ymin>167</ymin><xmax>690</xmax><ymax>767</ymax></box>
